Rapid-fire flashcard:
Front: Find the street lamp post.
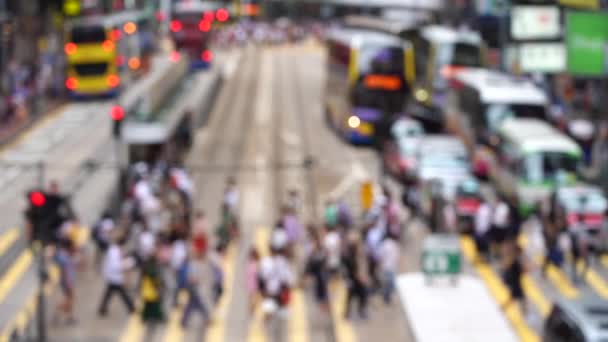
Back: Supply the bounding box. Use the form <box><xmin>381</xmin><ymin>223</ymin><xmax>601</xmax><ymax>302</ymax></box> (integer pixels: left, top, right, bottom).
<box><xmin>35</xmin><ymin>161</ymin><xmax>47</xmax><ymax>342</ymax></box>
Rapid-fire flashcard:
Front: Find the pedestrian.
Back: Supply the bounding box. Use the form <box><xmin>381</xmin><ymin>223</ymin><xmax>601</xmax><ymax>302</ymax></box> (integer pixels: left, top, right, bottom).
<box><xmin>491</xmin><ymin>197</ymin><xmax>510</xmax><ymax>258</ymax></box>
<box><xmin>98</xmin><ymin>234</ymin><xmax>136</xmax><ymax>317</ymax></box>
<box><xmin>342</xmin><ymin>237</ymin><xmax>368</xmax><ymax>320</ymax></box>
<box><xmin>192</xmin><ymin>210</ymin><xmax>209</xmax><ymax>259</ymax></box>
<box><xmin>92</xmin><ymin>211</ymin><xmax>114</xmax><ymax>267</ymax></box>
<box><xmin>287</xmin><ymin>189</ymin><xmax>301</xmax><ymax>213</ymax></box>
<box><xmin>136</xmin><ymin>224</ymin><xmax>156</xmax><ymax>264</ymax></box>
<box><xmin>53</xmin><ymin>239</ymin><xmax>77</xmax><ymax>325</ymax></box>
<box><xmin>305</xmin><ymin>233</ymin><xmax>329</xmax><ymax>312</ymax></box>
<box><xmin>501</xmin><ymin>242</ymin><xmax>529</xmax><ymax>315</ymax></box>
<box><xmin>322</xmin><ymin>225</ymin><xmax>341</xmax><ymax>277</ymax></box>
<box><xmin>223</xmin><ymin>177</ymin><xmax>239</xmax><ymax>215</ymax></box>
<box><xmin>271</xmin><ymin>221</ymin><xmax>289</xmax><ymax>256</ymax></box>
<box><xmin>378</xmin><ymin>232</ymin><xmax>399</xmax><ymax>304</ymax></box>
<box><xmin>209</xmin><ymin>244</ymin><xmax>225</xmax><ymax>305</ymax></box>
<box><xmin>542</xmin><ymin>220</ymin><xmax>563</xmax><ymax>276</ymax></box>
<box><xmin>217</xmin><ymin>203</ymin><xmax>238</xmax><ymax>249</ymax></box>
<box><xmin>140</xmin><ymin>256</ymin><xmax>165</xmax><ymax>324</ymax></box>
<box><xmin>258</xmin><ymin>246</ymin><xmax>294</xmax><ymax>320</ymax></box>
<box><xmin>282</xmin><ymin>205</ymin><xmax>302</xmax><ymax>245</ymax></box>
<box><xmin>364</xmin><ymin>217</ymin><xmax>384</xmax><ymax>292</ymax></box>
<box><xmin>246</xmin><ymin>247</ymin><xmax>261</xmax><ymax>314</ymax></box>
<box><xmin>324</xmin><ymin>200</ymin><xmax>338</xmax><ymax>229</ymax></box>
<box><xmin>474</xmin><ymin>199</ymin><xmax>492</xmax><ymax>262</ymax></box>
<box><xmin>442</xmin><ymin>201</ymin><xmax>457</xmax><ymax>234</ymax></box>
<box><xmin>170</xmin><ymin>235</ymin><xmax>188</xmax><ymax>306</ymax></box>
<box><xmin>337</xmin><ymin>199</ymin><xmax>353</xmax><ymax>231</ymax></box>
<box><xmin>180</xmin><ymin>254</ymin><xmax>210</xmax><ymax>327</ymax></box>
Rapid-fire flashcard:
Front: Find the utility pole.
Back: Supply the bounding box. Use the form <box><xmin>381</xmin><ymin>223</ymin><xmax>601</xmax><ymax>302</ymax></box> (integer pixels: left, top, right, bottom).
<box><xmin>35</xmin><ymin>161</ymin><xmax>47</xmax><ymax>342</ymax></box>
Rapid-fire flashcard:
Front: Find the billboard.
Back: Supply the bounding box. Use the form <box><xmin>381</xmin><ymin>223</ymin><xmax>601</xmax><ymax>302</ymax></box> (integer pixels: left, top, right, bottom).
<box><xmin>559</xmin><ymin>0</ymin><xmax>599</xmax><ymax>9</ymax></box>
<box><xmin>520</xmin><ymin>43</ymin><xmax>566</xmax><ymax>73</ymax></box>
<box><xmin>566</xmin><ymin>11</ymin><xmax>608</xmax><ymax>75</ymax></box>
<box><xmin>511</xmin><ymin>6</ymin><xmax>560</xmax><ymax>40</ymax></box>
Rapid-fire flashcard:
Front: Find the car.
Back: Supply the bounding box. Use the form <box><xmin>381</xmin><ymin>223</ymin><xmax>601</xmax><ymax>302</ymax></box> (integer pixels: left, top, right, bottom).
<box><xmin>551</xmin><ymin>184</ymin><xmax>607</xmax><ymax>252</ymax></box>
<box><xmin>413</xmin><ymin>135</ymin><xmax>469</xmax><ymax>184</ymax></box>
<box><xmin>544</xmin><ymin>294</ymin><xmax>608</xmax><ymax>342</ymax></box>
<box><xmin>382</xmin><ymin>117</ymin><xmax>425</xmax><ymax>183</ymax></box>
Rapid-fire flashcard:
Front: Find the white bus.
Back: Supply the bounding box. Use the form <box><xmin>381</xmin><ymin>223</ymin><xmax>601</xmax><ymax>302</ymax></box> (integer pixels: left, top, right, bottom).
<box><xmin>451</xmin><ymin>68</ymin><xmax>549</xmax><ymax>147</ymax></box>
<box><xmin>494</xmin><ymin>118</ymin><xmax>582</xmax><ymax>216</ymax></box>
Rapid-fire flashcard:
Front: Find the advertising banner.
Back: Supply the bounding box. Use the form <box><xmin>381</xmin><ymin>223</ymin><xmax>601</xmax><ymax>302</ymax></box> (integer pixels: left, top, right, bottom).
<box><xmin>566</xmin><ymin>11</ymin><xmax>608</xmax><ymax>75</ymax></box>
<box><xmin>511</xmin><ymin>6</ymin><xmax>561</xmax><ymax>40</ymax></box>
<box><xmin>520</xmin><ymin>43</ymin><xmax>566</xmax><ymax>72</ymax></box>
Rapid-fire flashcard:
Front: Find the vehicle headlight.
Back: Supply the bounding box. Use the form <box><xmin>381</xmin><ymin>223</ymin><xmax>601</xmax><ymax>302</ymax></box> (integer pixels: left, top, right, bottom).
<box><xmin>348</xmin><ymin>116</ymin><xmax>361</xmax><ymax>129</ymax></box>
<box><xmin>415</xmin><ymin>89</ymin><xmax>429</xmax><ymax>102</ymax></box>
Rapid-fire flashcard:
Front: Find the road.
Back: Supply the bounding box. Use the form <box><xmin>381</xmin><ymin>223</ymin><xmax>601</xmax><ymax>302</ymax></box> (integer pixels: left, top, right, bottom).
<box><xmin>4</xmin><ymin>41</ymin><xmax>608</xmax><ymax>342</ymax></box>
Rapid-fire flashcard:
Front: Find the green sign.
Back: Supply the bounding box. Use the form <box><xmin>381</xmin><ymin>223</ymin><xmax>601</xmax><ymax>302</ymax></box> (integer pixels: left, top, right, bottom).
<box><xmin>566</xmin><ymin>11</ymin><xmax>608</xmax><ymax>76</ymax></box>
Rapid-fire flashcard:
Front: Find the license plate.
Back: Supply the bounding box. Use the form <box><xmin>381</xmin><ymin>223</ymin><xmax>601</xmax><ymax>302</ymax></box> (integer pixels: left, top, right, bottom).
<box><xmin>359</xmin><ymin>123</ymin><xmax>374</xmax><ymax>135</ymax></box>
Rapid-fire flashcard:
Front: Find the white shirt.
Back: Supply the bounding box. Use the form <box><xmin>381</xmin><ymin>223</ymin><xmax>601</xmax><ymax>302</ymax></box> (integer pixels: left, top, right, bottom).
<box><xmin>475</xmin><ymin>203</ymin><xmax>492</xmax><ymax>236</ymax></box>
<box><xmin>379</xmin><ymin>238</ymin><xmax>400</xmax><ymax>272</ymax></box>
<box><xmin>259</xmin><ymin>255</ymin><xmax>294</xmax><ymax>296</ymax></box>
<box><xmin>138</xmin><ymin>231</ymin><xmax>156</xmax><ymax>259</ymax></box>
<box><xmin>323</xmin><ymin>231</ymin><xmax>341</xmax><ymax>269</ymax></box>
<box><xmin>171</xmin><ymin>168</ymin><xmax>193</xmax><ymax>197</ymax></box>
<box><xmin>493</xmin><ymin>202</ymin><xmax>509</xmax><ymax>228</ymax></box>
<box><xmin>271</xmin><ymin>228</ymin><xmax>289</xmax><ymax>250</ymax></box>
<box><xmin>103</xmin><ymin>245</ymin><xmax>125</xmax><ymax>284</ymax></box>
<box><xmin>134</xmin><ymin>180</ymin><xmax>152</xmax><ymax>202</ymax></box>
<box><xmin>171</xmin><ymin>240</ymin><xmax>187</xmax><ymax>270</ymax></box>
<box><xmin>224</xmin><ymin>188</ymin><xmax>239</xmax><ymax>210</ymax></box>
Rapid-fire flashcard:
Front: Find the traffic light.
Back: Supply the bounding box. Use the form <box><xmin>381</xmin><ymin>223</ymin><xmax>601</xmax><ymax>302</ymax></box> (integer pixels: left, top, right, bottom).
<box><xmin>25</xmin><ymin>190</ymin><xmax>50</xmax><ymax>242</ymax></box>
<box><xmin>111</xmin><ymin>105</ymin><xmax>125</xmax><ymax>138</ymax></box>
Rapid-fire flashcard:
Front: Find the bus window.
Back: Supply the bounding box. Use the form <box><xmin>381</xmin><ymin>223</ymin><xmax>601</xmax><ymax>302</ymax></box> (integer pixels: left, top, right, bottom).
<box><xmin>452</xmin><ymin>43</ymin><xmax>481</xmax><ymax>67</ymax></box>
<box><xmin>71</xmin><ymin>27</ymin><xmax>106</xmax><ymax>44</ymax></box>
<box><xmin>485</xmin><ymin>104</ymin><xmax>547</xmax><ymax>132</ymax></box>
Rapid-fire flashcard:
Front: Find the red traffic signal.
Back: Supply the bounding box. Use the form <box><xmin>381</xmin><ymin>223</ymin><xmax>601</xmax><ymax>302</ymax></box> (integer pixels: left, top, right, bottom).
<box><xmin>29</xmin><ymin>191</ymin><xmax>46</xmax><ymax>207</ymax></box>
<box><xmin>110</xmin><ymin>105</ymin><xmax>125</xmax><ymax>121</ymax></box>
<box><xmin>216</xmin><ymin>8</ymin><xmax>229</xmax><ymax>22</ymax></box>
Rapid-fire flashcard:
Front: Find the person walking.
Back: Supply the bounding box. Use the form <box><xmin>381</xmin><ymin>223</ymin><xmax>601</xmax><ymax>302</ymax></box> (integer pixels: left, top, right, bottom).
<box><xmin>491</xmin><ymin>197</ymin><xmax>510</xmax><ymax>258</ymax></box>
<box><xmin>501</xmin><ymin>241</ymin><xmax>529</xmax><ymax>314</ymax></box>
<box><xmin>474</xmin><ymin>199</ymin><xmax>492</xmax><ymax>262</ymax></box>
<box><xmin>209</xmin><ymin>245</ymin><xmax>225</xmax><ymax>305</ymax></box>
<box><xmin>342</xmin><ymin>238</ymin><xmax>368</xmax><ymax>320</ymax></box>
<box><xmin>140</xmin><ymin>256</ymin><xmax>165</xmax><ymax>324</ymax></box>
<box><xmin>180</xmin><ymin>254</ymin><xmax>210</xmax><ymax>328</ymax></box>
<box><xmin>53</xmin><ymin>239</ymin><xmax>77</xmax><ymax>325</ymax></box>
<box><xmin>378</xmin><ymin>232</ymin><xmax>399</xmax><ymax>304</ymax></box>
<box><xmin>170</xmin><ymin>236</ymin><xmax>188</xmax><ymax>307</ymax></box>
<box><xmin>322</xmin><ymin>225</ymin><xmax>341</xmax><ymax>277</ymax></box>
<box><xmin>98</xmin><ymin>236</ymin><xmax>135</xmax><ymax>317</ymax></box>
<box><xmin>246</xmin><ymin>247</ymin><xmax>261</xmax><ymax>314</ymax></box>
<box><xmin>192</xmin><ymin>210</ymin><xmax>209</xmax><ymax>259</ymax></box>
<box><xmin>305</xmin><ymin>234</ymin><xmax>329</xmax><ymax>312</ymax></box>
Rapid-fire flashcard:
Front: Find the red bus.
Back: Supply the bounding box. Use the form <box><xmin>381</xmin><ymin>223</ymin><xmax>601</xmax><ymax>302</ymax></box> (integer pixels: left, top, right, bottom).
<box><xmin>169</xmin><ymin>2</ymin><xmax>229</xmax><ymax>68</ymax></box>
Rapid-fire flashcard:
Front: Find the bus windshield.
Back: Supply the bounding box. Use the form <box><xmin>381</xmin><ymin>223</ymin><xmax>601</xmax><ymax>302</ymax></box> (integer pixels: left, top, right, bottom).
<box><xmin>485</xmin><ymin>104</ymin><xmax>547</xmax><ymax>132</ymax></box>
<box><xmin>359</xmin><ymin>44</ymin><xmax>404</xmax><ymax>75</ymax></box>
<box><xmin>71</xmin><ymin>26</ymin><xmax>106</xmax><ymax>44</ymax></box>
<box><xmin>434</xmin><ymin>42</ymin><xmax>481</xmax><ymax>89</ymax></box>
<box><xmin>523</xmin><ymin>152</ymin><xmax>579</xmax><ymax>184</ymax></box>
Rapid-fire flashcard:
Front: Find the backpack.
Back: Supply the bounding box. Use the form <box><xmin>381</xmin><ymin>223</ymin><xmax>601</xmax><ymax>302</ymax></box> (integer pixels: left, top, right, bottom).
<box><xmin>141</xmin><ymin>276</ymin><xmax>159</xmax><ymax>301</ymax></box>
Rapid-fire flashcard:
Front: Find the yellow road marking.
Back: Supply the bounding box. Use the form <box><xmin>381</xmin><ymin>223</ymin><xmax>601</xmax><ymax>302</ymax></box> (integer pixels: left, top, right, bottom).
<box><xmin>163</xmin><ymin>291</ymin><xmax>189</xmax><ymax>342</ymax></box>
<box><xmin>248</xmin><ymin>227</ymin><xmax>269</xmax><ymax>342</ymax></box>
<box><xmin>518</xmin><ymin>235</ymin><xmax>579</xmax><ymax>299</ymax></box>
<box><xmin>460</xmin><ymin>237</ymin><xmax>539</xmax><ymax>342</ymax></box>
<box><xmin>288</xmin><ymin>288</ymin><xmax>309</xmax><ymax>342</ymax></box>
<box><xmin>521</xmin><ymin>275</ymin><xmax>551</xmax><ymax>317</ymax></box>
<box><xmin>0</xmin><ymin>228</ymin><xmax>19</xmax><ymax>256</ymax></box>
<box><xmin>206</xmin><ymin>244</ymin><xmax>237</xmax><ymax>342</ymax></box>
<box><xmin>577</xmin><ymin>261</ymin><xmax>608</xmax><ymax>299</ymax></box>
<box><xmin>119</xmin><ymin>314</ymin><xmax>145</xmax><ymax>342</ymax></box>
<box><xmin>0</xmin><ymin>250</ymin><xmax>33</xmax><ymax>303</ymax></box>
<box><xmin>329</xmin><ymin>280</ymin><xmax>357</xmax><ymax>342</ymax></box>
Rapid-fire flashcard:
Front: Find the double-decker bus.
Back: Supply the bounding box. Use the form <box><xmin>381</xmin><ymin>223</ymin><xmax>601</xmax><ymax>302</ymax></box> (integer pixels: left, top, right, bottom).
<box><xmin>325</xmin><ymin>27</ymin><xmax>414</xmax><ymax>145</ymax></box>
<box><xmin>170</xmin><ymin>1</ymin><xmax>226</xmax><ymax>69</ymax></box>
<box><xmin>64</xmin><ymin>10</ymin><xmax>156</xmax><ymax>98</ymax></box>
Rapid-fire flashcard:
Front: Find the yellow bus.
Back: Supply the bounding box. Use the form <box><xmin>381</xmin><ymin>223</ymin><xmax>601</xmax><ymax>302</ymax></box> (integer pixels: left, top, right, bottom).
<box><xmin>64</xmin><ymin>10</ymin><xmax>155</xmax><ymax>98</ymax></box>
<box><xmin>325</xmin><ymin>27</ymin><xmax>415</xmax><ymax>145</ymax></box>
